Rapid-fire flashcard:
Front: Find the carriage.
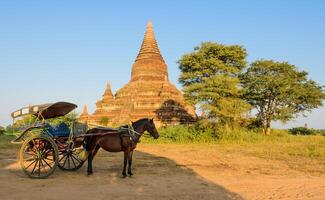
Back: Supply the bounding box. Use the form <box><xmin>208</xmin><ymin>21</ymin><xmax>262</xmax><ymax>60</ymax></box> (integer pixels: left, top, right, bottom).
<box><xmin>11</xmin><ymin>102</ymin><xmax>89</xmax><ymax>178</ymax></box>
<box><xmin>11</xmin><ymin>101</ymin><xmax>160</xmax><ymax>178</ymax></box>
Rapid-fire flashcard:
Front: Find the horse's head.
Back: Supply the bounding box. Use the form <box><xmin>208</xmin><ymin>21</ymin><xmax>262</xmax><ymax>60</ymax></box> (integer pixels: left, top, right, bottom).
<box><xmin>145</xmin><ymin>118</ymin><xmax>159</xmax><ymax>139</ymax></box>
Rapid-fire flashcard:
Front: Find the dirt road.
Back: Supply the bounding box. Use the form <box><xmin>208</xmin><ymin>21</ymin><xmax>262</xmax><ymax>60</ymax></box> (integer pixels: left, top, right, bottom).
<box><xmin>0</xmin><ymin>144</ymin><xmax>324</xmax><ymax>200</ymax></box>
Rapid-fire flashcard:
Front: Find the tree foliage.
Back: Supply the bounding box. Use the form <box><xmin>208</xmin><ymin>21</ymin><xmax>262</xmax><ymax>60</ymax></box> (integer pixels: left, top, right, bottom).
<box><xmin>11</xmin><ymin>112</ymin><xmax>78</xmax><ymax>131</ymax></box>
<box><xmin>47</xmin><ymin>112</ymin><xmax>78</xmax><ymax>127</ymax></box>
<box><xmin>241</xmin><ymin>60</ymin><xmax>325</xmax><ymax>134</ymax></box>
<box><xmin>178</xmin><ymin>42</ymin><xmax>251</xmax><ymax>127</ymax></box>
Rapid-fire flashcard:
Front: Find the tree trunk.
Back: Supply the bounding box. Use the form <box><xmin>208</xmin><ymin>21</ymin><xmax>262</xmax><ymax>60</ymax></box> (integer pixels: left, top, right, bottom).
<box><xmin>263</xmin><ymin>120</ymin><xmax>271</xmax><ymax>135</ymax></box>
<box><xmin>265</xmin><ymin>127</ymin><xmax>271</xmax><ymax>135</ymax></box>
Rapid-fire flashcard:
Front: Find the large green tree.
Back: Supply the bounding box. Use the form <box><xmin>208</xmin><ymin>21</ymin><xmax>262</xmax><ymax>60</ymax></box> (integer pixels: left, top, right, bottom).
<box><xmin>241</xmin><ymin>60</ymin><xmax>325</xmax><ymax>134</ymax></box>
<box><xmin>178</xmin><ymin>42</ymin><xmax>251</xmax><ymax>127</ymax></box>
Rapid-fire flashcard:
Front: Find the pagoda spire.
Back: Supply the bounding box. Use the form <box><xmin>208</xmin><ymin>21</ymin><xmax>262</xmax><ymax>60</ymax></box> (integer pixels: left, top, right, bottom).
<box><xmin>135</xmin><ymin>21</ymin><xmax>164</xmax><ymax>62</ymax></box>
<box><xmin>102</xmin><ymin>81</ymin><xmax>114</xmax><ymax>103</ymax></box>
<box><xmin>103</xmin><ymin>81</ymin><xmax>113</xmax><ymax>97</ymax></box>
<box><xmin>131</xmin><ymin>21</ymin><xmax>168</xmax><ymax>82</ymax></box>
<box><xmin>81</xmin><ymin>105</ymin><xmax>89</xmax><ymax>115</ymax></box>
<box><xmin>79</xmin><ymin>104</ymin><xmax>89</xmax><ymax>123</ymax></box>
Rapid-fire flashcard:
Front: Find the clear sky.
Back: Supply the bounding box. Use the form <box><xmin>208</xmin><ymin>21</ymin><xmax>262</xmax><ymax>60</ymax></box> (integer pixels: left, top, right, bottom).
<box><xmin>0</xmin><ymin>0</ymin><xmax>324</xmax><ymax>128</ymax></box>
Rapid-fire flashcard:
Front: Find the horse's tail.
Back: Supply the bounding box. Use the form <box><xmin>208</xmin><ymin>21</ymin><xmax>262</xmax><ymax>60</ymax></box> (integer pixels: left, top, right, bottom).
<box><xmin>83</xmin><ymin>134</ymin><xmax>92</xmax><ymax>152</ymax></box>
<box><xmin>80</xmin><ymin>132</ymin><xmax>93</xmax><ymax>160</ymax></box>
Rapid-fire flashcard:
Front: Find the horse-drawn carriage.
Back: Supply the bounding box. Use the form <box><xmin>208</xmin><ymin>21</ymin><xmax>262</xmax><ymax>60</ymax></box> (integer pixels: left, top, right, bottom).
<box><xmin>11</xmin><ymin>101</ymin><xmax>159</xmax><ymax>179</ymax></box>
<box><xmin>11</xmin><ymin>102</ymin><xmax>88</xmax><ymax>178</ymax></box>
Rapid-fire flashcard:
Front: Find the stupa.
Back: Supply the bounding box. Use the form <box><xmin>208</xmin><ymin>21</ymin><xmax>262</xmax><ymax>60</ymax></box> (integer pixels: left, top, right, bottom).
<box><xmin>85</xmin><ymin>22</ymin><xmax>196</xmax><ymax>127</ymax></box>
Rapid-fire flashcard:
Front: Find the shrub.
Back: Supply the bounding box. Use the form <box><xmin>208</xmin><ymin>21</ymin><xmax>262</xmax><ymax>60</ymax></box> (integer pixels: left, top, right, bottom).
<box><xmin>159</xmin><ymin>125</ymin><xmax>215</xmax><ymax>143</ymax></box>
<box><xmin>48</xmin><ymin>112</ymin><xmax>78</xmax><ymax>127</ymax></box>
<box><xmin>288</xmin><ymin>127</ymin><xmax>316</xmax><ymax>135</ymax></box>
<box><xmin>0</xmin><ymin>126</ymin><xmax>5</xmax><ymax>135</ymax></box>
<box><xmin>145</xmin><ymin>123</ymin><xmax>218</xmax><ymax>143</ymax></box>
<box><xmin>315</xmin><ymin>129</ymin><xmax>325</xmax><ymax>136</ymax></box>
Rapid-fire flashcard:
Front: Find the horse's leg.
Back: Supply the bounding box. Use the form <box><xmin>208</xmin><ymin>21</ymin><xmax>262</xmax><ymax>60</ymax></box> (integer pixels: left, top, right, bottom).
<box><xmin>88</xmin><ymin>144</ymin><xmax>100</xmax><ymax>175</ymax></box>
<box><xmin>87</xmin><ymin>138</ymin><xmax>97</xmax><ymax>175</ymax></box>
<box><xmin>92</xmin><ymin>145</ymin><xmax>100</xmax><ymax>158</ymax></box>
<box><xmin>86</xmin><ymin>136</ymin><xmax>94</xmax><ymax>175</ymax></box>
<box><xmin>122</xmin><ymin>150</ymin><xmax>128</xmax><ymax>177</ymax></box>
<box><xmin>127</xmin><ymin>150</ymin><xmax>133</xmax><ymax>176</ymax></box>
<box><xmin>87</xmin><ymin>151</ymin><xmax>93</xmax><ymax>175</ymax></box>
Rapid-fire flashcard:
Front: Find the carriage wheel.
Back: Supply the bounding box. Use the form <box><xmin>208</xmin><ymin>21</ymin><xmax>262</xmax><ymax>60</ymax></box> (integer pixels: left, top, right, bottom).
<box><xmin>19</xmin><ymin>135</ymin><xmax>59</xmax><ymax>178</ymax></box>
<box><xmin>58</xmin><ymin>144</ymin><xmax>85</xmax><ymax>171</ymax></box>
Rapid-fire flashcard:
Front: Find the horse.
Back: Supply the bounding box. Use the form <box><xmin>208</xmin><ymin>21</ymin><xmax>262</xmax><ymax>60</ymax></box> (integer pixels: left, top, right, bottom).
<box><xmin>84</xmin><ymin>118</ymin><xmax>159</xmax><ymax>177</ymax></box>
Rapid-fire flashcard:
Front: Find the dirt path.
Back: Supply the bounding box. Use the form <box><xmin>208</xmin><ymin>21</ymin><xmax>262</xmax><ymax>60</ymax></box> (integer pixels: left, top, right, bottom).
<box><xmin>0</xmin><ymin>144</ymin><xmax>324</xmax><ymax>200</ymax></box>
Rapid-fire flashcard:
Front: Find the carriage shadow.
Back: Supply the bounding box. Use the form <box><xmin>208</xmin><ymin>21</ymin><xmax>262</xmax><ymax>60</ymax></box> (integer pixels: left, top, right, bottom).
<box><xmin>1</xmin><ymin>148</ymin><xmax>243</xmax><ymax>200</ymax></box>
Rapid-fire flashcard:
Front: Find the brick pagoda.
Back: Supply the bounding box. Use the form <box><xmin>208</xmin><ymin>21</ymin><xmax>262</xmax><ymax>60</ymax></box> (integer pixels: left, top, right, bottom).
<box><xmin>83</xmin><ymin>22</ymin><xmax>196</xmax><ymax>127</ymax></box>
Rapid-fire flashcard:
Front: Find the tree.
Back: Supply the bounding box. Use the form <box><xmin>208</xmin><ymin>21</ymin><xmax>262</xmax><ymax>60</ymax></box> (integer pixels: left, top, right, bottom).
<box><xmin>241</xmin><ymin>59</ymin><xmax>325</xmax><ymax>134</ymax></box>
<box><xmin>178</xmin><ymin>42</ymin><xmax>251</xmax><ymax>127</ymax></box>
<box><xmin>6</xmin><ymin>125</ymin><xmax>14</xmax><ymax>133</ymax></box>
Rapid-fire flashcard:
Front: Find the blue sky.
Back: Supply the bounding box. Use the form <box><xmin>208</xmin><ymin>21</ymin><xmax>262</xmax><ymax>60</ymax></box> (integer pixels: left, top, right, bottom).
<box><xmin>0</xmin><ymin>0</ymin><xmax>324</xmax><ymax>128</ymax></box>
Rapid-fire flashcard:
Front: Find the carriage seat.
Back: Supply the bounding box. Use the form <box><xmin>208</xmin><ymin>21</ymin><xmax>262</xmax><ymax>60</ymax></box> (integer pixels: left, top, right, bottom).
<box><xmin>45</xmin><ymin>122</ymin><xmax>70</xmax><ymax>137</ymax></box>
<box><xmin>72</xmin><ymin>121</ymin><xmax>88</xmax><ymax>136</ymax></box>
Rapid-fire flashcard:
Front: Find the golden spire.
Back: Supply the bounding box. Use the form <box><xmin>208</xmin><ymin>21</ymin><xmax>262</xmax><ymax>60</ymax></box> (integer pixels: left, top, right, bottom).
<box><xmin>135</xmin><ymin>21</ymin><xmax>164</xmax><ymax>62</ymax></box>
<box><xmin>131</xmin><ymin>21</ymin><xmax>168</xmax><ymax>82</ymax></box>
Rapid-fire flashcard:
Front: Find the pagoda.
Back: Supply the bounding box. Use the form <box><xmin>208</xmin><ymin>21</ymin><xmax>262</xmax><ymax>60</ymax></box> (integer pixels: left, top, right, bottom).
<box><xmin>86</xmin><ymin>22</ymin><xmax>196</xmax><ymax>127</ymax></box>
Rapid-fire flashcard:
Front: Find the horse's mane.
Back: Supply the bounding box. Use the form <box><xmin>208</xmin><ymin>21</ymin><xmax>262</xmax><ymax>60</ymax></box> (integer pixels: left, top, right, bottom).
<box><xmin>119</xmin><ymin>118</ymin><xmax>151</xmax><ymax>129</ymax></box>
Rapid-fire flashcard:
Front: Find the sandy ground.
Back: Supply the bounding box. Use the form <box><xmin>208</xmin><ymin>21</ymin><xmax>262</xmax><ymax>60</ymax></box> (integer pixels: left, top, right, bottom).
<box><xmin>0</xmin><ymin>144</ymin><xmax>324</xmax><ymax>200</ymax></box>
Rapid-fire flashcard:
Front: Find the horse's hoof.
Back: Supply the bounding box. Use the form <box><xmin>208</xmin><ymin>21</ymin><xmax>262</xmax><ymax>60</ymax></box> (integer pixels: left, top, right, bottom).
<box><xmin>128</xmin><ymin>172</ymin><xmax>133</xmax><ymax>176</ymax></box>
<box><xmin>87</xmin><ymin>172</ymin><xmax>93</xmax><ymax>176</ymax></box>
<box><xmin>122</xmin><ymin>173</ymin><xmax>127</xmax><ymax>178</ymax></box>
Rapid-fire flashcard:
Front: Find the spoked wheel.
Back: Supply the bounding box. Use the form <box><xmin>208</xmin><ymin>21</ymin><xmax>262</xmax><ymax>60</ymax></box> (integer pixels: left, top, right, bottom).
<box><xmin>19</xmin><ymin>135</ymin><xmax>59</xmax><ymax>178</ymax></box>
<box><xmin>58</xmin><ymin>142</ymin><xmax>85</xmax><ymax>171</ymax></box>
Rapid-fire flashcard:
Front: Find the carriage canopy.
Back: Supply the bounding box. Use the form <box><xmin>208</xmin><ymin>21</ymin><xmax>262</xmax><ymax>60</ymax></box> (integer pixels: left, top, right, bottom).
<box><xmin>11</xmin><ymin>102</ymin><xmax>77</xmax><ymax>120</ymax></box>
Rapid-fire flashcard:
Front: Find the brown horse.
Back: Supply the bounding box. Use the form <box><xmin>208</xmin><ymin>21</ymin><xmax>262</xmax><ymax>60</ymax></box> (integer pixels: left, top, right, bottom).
<box><xmin>84</xmin><ymin>118</ymin><xmax>159</xmax><ymax>177</ymax></box>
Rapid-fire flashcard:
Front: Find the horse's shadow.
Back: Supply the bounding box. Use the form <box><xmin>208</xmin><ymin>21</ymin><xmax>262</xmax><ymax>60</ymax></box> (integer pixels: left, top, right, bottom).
<box><xmin>1</xmin><ymin>148</ymin><xmax>244</xmax><ymax>200</ymax></box>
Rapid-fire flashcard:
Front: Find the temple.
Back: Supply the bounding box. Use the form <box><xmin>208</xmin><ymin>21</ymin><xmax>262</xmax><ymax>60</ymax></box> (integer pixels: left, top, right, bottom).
<box><xmin>84</xmin><ymin>22</ymin><xmax>196</xmax><ymax>127</ymax></box>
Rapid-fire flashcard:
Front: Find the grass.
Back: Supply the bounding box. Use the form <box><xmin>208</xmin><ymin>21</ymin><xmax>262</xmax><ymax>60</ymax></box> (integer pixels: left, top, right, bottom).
<box><xmin>142</xmin><ymin>125</ymin><xmax>325</xmax><ymax>160</ymax></box>
<box><xmin>1</xmin><ymin>126</ymin><xmax>324</xmax><ymax>173</ymax></box>
<box><xmin>142</xmin><ymin>126</ymin><xmax>325</xmax><ymax>174</ymax></box>
<box><xmin>0</xmin><ymin>134</ymin><xmax>16</xmax><ymax>149</ymax></box>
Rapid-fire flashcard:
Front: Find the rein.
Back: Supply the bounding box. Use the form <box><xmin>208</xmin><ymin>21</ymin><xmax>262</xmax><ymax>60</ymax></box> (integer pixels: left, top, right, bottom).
<box><xmin>85</xmin><ymin>119</ymin><xmax>153</xmax><ymax>143</ymax></box>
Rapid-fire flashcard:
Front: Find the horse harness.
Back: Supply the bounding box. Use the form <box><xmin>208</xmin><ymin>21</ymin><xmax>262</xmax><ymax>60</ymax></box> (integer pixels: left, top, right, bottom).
<box><xmin>119</xmin><ymin>123</ymin><xmax>142</xmax><ymax>143</ymax></box>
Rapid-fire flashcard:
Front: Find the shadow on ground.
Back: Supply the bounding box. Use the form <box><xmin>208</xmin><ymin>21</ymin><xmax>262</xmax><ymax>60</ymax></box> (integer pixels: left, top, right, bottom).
<box><xmin>0</xmin><ymin>146</ymin><xmax>243</xmax><ymax>200</ymax></box>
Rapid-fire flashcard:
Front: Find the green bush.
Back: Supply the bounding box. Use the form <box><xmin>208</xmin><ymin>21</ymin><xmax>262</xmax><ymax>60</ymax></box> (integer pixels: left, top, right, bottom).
<box><xmin>315</xmin><ymin>129</ymin><xmax>325</xmax><ymax>136</ymax></box>
<box><xmin>288</xmin><ymin>127</ymin><xmax>316</xmax><ymax>135</ymax></box>
<box><xmin>48</xmin><ymin>112</ymin><xmax>78</xmax><ymax>127</ymax></box>
<box><xmin>145</xmin><ymin>121</ymin><xmax>276</xmax><ymax>144</ymax></box>
<box><xmin>0</xmin><ymin>126</ymin><xmax>5</xmax><ymax>135</ymax></box>
<box><xmin>157</xmin><ymin>124</ymin><xmax>217</xmax><ymax>143</ymax></box>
